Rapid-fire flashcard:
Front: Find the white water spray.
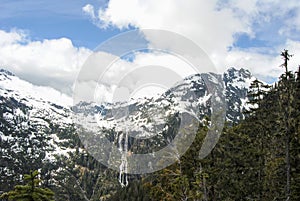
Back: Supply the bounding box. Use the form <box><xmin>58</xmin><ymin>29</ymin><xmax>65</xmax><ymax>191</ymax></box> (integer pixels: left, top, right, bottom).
<box><xmin>118</xmin><ymin>131</ymin><xmax>128</xmax><ymax>187</ymax></box>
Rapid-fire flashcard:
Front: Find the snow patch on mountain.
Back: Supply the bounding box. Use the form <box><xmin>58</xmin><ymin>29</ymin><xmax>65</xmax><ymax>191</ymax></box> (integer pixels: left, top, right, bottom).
<box><xmin>0</xmin><ymin>69</ymin><xmax>72</xmax><ymax>107</ymax></box>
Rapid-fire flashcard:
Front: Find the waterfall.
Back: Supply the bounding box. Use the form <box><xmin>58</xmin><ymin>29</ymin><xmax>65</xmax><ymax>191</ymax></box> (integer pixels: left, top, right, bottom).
<box><xmin>118</xmin><ymin>131</ymin><xmax>128</xmax><ymax>187</ymax></box>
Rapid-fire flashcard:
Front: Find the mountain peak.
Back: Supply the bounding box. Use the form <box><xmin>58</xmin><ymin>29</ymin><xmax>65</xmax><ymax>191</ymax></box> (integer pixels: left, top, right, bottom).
<box><xmin>226</xmin><ymin>67</ymin><xmax>251</xmax><ymax>79</ymax></box>
<box><xmin>0</xmin><ymin>69</ymin><xmax>15</xmax><ymax>76</ymax></box>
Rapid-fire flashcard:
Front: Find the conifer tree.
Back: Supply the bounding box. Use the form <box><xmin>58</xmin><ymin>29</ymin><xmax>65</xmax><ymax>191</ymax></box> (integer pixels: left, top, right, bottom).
<box><xmin>144</xmin><ymin>126</ymin><xmax>206</xmax><ymax>201</ymax></box>
<box><xmin>279</xmin><ymin>49</ymin><xmax>294</xmax><ymax>200</ymax></box>
<box><xmin>0</xmin><ymin>170</ymin><xmax>54</xmax><ymax>201</ymax></box>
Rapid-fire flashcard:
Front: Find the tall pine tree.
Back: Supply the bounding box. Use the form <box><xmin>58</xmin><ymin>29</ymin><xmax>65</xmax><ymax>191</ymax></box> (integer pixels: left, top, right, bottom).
<box><xmin>0</xmin><ymin>170</ymin><xmax>54</xmax><ymax>201</ymax></box>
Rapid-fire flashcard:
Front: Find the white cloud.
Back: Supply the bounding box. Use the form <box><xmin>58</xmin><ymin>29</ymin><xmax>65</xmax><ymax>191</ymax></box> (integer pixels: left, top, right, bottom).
<box><xmin>83</xmin><ymin>0</ymin><xmax>252</xmax><ymax>72</ymax></box>
<box><xmin>0</xmin><ymin>29</ymin><xmax>28</xmax><ymax>45</ymax></box>
<box><xmin>84</xmin><ymin>0</ymin><xmax>300</xmax><ymax>82</ymax></box>
<box><xmin>76</xmin><ymin>50</ymin><xmax>202</xmax><ymax>103</ymax></box>
<box><xmin>225</xmin><ymin>40</ymin><xmax>300</xmax><ymax>82</ymax></box>
<box><xmin>95</xmin><ymin>0</ymin><xmax>248</xmax><ymax>57</ymax></box>
<box><xmin>1</xmin><ymin>29</ymin><xmax>202</xmax><ymax>102</ymax></box>
<box><xmin>82</xmin><ymin>4</ymin><xmax>96</xmax><ymax>22</ymax></box>
<box><xmin>0</xmin><ymin>29</ymin><xmax>91</xmax><ymax>95</ymax></box>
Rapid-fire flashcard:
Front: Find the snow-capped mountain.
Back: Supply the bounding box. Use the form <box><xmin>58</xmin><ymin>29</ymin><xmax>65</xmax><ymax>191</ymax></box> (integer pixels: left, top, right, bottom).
<box><xmin>72</xmin><ymin>67</ymin><xmax>254</xmax><ymax>175</ymax></box>
<box><xmin>0</xmin><ymin>69</ymin><xmax>78</xmax><ymax>193</ymax></box>
<box><xmin>0</xmin><ymin>68</ymin><xmax>74</xmax><ymax>157</ymax></box>
<box><xmin>0</xmin><ymin>67</ymin><xmax>255</xmax><ymax>197</ymax></box>
<box><xmin>224</xmin><ymin>68</ymin><xmax>255</xmax><ymax>122</ymax></box>
<box><xmin>0</xmin><ymin>69</ymin><xmax>72</xmax><ymax>107</ymax></box>
<box><xmin>74</xmin><ymin>67</ymin><xmax>255</xmax><ymax>139</ymax></box>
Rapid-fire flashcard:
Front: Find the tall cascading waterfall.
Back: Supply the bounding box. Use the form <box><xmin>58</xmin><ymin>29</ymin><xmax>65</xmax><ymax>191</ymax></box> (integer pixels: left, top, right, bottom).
<box><xmin>118</xmin><ymin>131</ymin><xmax>129</xmax><ymax>187</ymax></box>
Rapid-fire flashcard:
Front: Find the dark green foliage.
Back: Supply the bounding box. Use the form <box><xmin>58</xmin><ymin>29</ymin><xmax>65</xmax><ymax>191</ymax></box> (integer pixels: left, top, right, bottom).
<box><xmin>139</xmin><ymin>50</ymin><xmax>300</xmax><ymax>200</ymax></box>
<box><xmin>109</xmin><ymin>179</ymin><xmax>151</xmax><ymax>201</ymax></box>
<box><xmin>142</xmin><ymin>126</ymin><xmax>207</xmax><ymax>201</ymax></box>
<box><xmin>0</xmin><ymin>170</ymin><xmax>54</xmax><ymax>201</ymax></box>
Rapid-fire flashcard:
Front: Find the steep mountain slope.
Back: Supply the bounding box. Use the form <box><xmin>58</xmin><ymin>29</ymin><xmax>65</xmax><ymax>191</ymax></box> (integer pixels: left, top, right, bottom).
<box><xmin>224</xmin><ymin>67</ymin><xmax>255</xmax><ymax>122</ymax></box>
<box><xmin>0</xmin><ymin>67</ymin><xmax>255</xmax><ymax>199</ymax></box>
<box><xmin>74</xmin><ymin>67</ymin><xmax>254</xmax><ymax>140</ymax></box>
<box><xmin>0</xmin><ymin>69</ymin><xmax>78</xmax><ymax>193</ymax></box>
<box><xmin>0</xmin><ymin>69</ymin><xmax>75</xmax><ymax>159</ymax></box>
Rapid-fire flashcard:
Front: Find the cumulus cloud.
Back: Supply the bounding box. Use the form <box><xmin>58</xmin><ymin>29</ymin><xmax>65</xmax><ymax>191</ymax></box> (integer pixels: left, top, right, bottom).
<box><xmin>0</xmin><ymin>29</ymin><xmax>91</xmax><ymax>95</ymax></box>
<box><xmin>83</xmin><ymin>0</ymin><xmax>250</xmax><ymax>66</ymax></box>
<box><xmin>0</xmin><ymin>29</ymin><xmax>202</xmax><ymax>101</ymax></box>
<box><xmin>83</xmin><ymin>0</ymin><xmax>300</xmax><ymax>82</ymax></box>
<box><xmin>75</xmin><ymin>50</ymin><xmax>204</xmax><ymax>103</ymax></box>
<box><xmin>93</xmin><ymin>0</ymin><xmax>248</xmax><ymax>57</ymax></box>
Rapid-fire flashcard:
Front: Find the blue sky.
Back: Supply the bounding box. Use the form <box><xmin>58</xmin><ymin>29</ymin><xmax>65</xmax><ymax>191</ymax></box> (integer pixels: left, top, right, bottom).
<box><xmin>0</xmin><ymin>0</ymin><xmax>125</xmax><ymax>49</ymax></box>
<box><xmin>0</xmin><ymin>0</ymin><xmax>300</xmax><ymax>94</ymax></box>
